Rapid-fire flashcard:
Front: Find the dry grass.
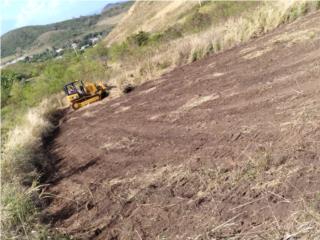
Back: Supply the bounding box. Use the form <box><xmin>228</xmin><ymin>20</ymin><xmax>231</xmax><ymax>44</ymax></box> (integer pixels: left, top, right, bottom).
<box><xmin>269</xmin><ymin>28</ymin><xmax>320</xmax><ymax>47</ymax></box>
<box><xmin>105</xmin><ymin>2</ymin><xmax>197</xmax><ymax>44</ymax></box>
<box><xmin>107</xmin><ymin>1</ymin><xmax>319</xmax><ymax>91</ymax></box>
<box><xmin>1</xmin><ymin>94</ymin><xmax>66</xmax><ymax>239</ymax></box>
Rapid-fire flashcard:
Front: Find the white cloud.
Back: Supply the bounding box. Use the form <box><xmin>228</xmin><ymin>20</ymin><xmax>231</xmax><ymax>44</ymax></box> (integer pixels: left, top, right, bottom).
<box><xmin>3</xmin><ymin>0</ymin><xmax>12</xmax><ymax>7</ymax></box>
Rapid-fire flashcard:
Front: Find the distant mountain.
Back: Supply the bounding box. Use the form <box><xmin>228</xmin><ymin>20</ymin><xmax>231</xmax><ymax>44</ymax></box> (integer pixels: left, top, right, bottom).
<box><xmin>1</xmin><ymin>1</ymin><xmax>133</xmax><ymax>59</ymax></box>
<box><xmin>102</xmin><ymin>1</ymin><xmax>132</xmax><ymax>14</ymax></box>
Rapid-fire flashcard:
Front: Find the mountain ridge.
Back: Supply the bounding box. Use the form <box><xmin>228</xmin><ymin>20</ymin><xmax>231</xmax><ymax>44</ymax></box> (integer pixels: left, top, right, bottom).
<box><xmin>1</xmin><ymin>1</ymin><xmax>133</xmax><ymax>59</ymax></box>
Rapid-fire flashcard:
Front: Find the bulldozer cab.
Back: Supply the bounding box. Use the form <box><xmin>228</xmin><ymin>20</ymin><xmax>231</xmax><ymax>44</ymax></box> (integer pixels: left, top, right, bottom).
<box><xmin>63</xmin><ymin>81</ymin><xmax>86</xmax><ymax>96</ymax></box>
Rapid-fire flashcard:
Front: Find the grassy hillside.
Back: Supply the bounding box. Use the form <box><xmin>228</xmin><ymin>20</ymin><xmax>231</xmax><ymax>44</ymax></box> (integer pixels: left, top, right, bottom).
<box><xmin>1</xmin><ymin>1</ymin><xmax>320</xmax><ymax>239</ymax></box>
<box><xmin>104</xmin><ymin>1</ymin><xmax>259</xmax><ymax>45</ymax></box>
<box><xmin>1</xmin><ymin>1</ymin><xmax>133</xmax><ymax>59</ymax></box>
<box><xmin>104</xmin><ymin>1</ymin><xmax>197</xmax><ymax>45</ymax></box>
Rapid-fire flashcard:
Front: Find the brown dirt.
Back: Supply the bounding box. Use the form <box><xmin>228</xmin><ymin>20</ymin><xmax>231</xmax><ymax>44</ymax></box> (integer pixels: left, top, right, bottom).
<box><xmin>43</xmin><ymin>12</ymin><xmax>320</xmax><ymax>240</ymax></box>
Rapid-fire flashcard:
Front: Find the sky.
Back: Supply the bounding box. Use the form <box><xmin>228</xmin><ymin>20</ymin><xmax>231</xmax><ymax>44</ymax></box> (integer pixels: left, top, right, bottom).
<box><xmin>0</xmin><ymin>0</ymin><xmax>120</xmax><ymax>35</ymax></box>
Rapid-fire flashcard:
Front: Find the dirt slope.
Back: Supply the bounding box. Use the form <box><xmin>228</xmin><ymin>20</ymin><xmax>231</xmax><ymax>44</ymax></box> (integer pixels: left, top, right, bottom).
<box><xmin>43</xmin><ymin>12</ymin><xmax>320</xmax><ymax>239</ymax></box>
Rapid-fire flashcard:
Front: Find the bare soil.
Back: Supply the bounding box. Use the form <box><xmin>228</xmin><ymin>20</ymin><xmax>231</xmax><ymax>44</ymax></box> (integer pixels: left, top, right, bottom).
<box><xmin>43</xmin><ymin>12</ymin><xmax>320</xmax><ymax>240</ymax></box>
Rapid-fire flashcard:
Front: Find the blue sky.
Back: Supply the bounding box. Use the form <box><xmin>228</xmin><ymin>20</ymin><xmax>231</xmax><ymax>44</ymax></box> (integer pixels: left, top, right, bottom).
<box><xmin>0</xmin><ymin>0</ymin><xmax>120</xmax><ymax>35</ymax></box>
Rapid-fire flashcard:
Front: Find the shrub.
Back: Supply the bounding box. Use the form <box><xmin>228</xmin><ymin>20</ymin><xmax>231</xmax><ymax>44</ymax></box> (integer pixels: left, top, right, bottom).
<box><xmin>191</xmin><ymin>48</ymin><xmax>205</xmax><ymax>62</ymax></box>
<box><xmin>149</xmin><ymin>32</ymin><xmax>164</xmax><ymax>44</ymax></box>
<box><xmin>127</xmin><ymin>31</ymin><xmax>150</xmax><ymax>47</ymax></box>
<box><xmin>1</xmin><ymin>70</ymin><xmax>17</xmax><ymax>107</ymax></box>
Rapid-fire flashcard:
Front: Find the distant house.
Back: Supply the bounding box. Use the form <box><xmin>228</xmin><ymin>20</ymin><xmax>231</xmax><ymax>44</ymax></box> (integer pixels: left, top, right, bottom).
<box><xmin>80</xmin><ymin>45</ymin><xmax>90</xmax><ymax>51</ymax></box>
<box><xmin>56</xmin><ymin>48</ymin><xmax>64</xmax><ymax>54</ymax></box>
<box><xmin>89</xmin><ymin>37</ymin><xmax>100</xmax><ymax>45</ymax></box>
<box><xmin>71</xmin><ymin>43</ymin><xmax>78</xmax><ymax>49</ymax></box>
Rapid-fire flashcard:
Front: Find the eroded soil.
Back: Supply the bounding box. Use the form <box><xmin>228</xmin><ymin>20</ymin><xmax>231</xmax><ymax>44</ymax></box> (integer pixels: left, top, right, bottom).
<box><xmin>43</xmin><ymin>12</ymin><xmax>320</xmax><ymax>240</ymax></box>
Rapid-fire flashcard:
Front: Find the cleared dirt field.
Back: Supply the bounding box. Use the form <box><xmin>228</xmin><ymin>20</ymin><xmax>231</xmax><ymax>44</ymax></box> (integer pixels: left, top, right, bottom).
<box><xmin>43</xmin><ymin>12</ymin><xmax>320</xmax><ymax>239</ymax></box>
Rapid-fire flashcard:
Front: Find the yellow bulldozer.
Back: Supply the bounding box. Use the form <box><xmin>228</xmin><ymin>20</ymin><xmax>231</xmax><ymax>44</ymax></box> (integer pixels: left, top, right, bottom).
<box><xmin>63</xmin><ymin>80</ymin><xmax>109</xmax><ymax>110</ymax></box>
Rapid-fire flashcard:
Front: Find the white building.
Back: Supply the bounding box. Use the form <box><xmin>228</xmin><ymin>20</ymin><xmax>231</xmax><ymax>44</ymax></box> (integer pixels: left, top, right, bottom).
<box><xmin>71</xmin><ymin>43</ymin><xmax>78</xmax><ymax>49</ymax></box>
<box><xmin>56</xmin><ymin>48</ymin><xmax>64</xmax><ymax>54</ymax></box>
<box><xmin>90</xmin><ymin>37</ymin><xmax>100</xmax><ymax>44</ymax></box>
<box><xmin>80</xmin><ymin>45</ymin><xmax>88</xmax><ymax>51</ymax></box>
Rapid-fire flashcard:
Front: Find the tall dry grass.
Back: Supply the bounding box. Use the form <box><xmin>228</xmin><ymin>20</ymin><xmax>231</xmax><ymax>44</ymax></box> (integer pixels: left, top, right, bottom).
<box><xmin>108</xmin><ymin>1</ymin><xmax>319</xmax><ymax>91</ymax></box>
<box><xmin>1</xmin><ymin>95</ymin><xmax>65</xmax><ymax>239</ymax></box>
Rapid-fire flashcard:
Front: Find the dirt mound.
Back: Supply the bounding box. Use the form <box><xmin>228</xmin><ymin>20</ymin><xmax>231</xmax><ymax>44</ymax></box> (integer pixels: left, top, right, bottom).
<box><xmin>43</xmin><ymin>12</ymin><xmax>320</xmax><ymax>239</ymax></box>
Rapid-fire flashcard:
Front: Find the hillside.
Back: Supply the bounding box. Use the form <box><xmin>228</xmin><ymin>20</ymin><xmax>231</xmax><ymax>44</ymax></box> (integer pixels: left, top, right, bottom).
<box><xmin>0</xmin><ymin>1</ymin><xmax>133</xmax><ymax>59</ymax></box>
<box><xmin>2</xmin><ymin>1</ymin><xmax>320</xmax><ymax>239</ymax></box>
<box><xmin>104</xmin><ymin>1</ymin><xmax>198</xmax><ymax>44</ymax></box>
<box><xmin>43</xmin><ymin>11</ymin><xmax>320</xmax><ymax>239</ymax></box>
<box><xmin>104</xmin><ymin>1</ymin><xmax>260</xmax><ymax>45</ymax></box>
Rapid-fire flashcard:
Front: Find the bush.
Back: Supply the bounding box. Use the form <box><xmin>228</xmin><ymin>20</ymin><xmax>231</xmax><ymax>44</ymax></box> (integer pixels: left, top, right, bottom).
<box><xmin>1</xmin><ymin>70</ymin><xmax>17</xmax><ymax>107</ymax></box>
<box><xmin>127</xmin><ymin>31</ymin><xmax>150</xmax><ymax>47</ymax></box>
<box><xmin>191</xmin><ymin>48</ymin><xmax>205</xmax><ymax>62</ymax></box>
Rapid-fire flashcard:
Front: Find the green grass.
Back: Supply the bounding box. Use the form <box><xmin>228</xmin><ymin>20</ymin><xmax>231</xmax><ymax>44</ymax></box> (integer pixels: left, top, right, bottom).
<box><xmin>1</xmin><ymin>49</ymin><xmax>108</xmax><ymax>146</ymax></box>
<box><xmin>1</xmin><ymin>182</ymin><xmax>72</xmax><ymax>239</ymax></box>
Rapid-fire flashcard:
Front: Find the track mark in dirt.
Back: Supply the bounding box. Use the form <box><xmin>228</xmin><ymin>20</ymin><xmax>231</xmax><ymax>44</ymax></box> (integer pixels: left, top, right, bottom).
<box><xmin>239</xmin><ymin>46</ymin><xmax>257</xmax><ymax>55</ymax></box>
<box><xmin>114</xmin><ymin>106</ymin><xmax>131</xmax><ymax>114</ymax></box>
<box><xmin>211</xmin><ymin>72</ymin><xmax>225</xmax><ymax>77</ymax></box>
<box><xmin>168</xmin><ymin>93</ymin><xmax>220</xmax><ymax>121</ymax></box>
<box><xmin>82</xmin><ymin>110</ymin><xmax>98</xmax><ymax>118</ymax></box>
<box><xmin>99</xmin><ymin>136</ymin><xmax>138</xmax><ymax>152</ymax></box>
<box><xmin>242</xmin><ymin>46</ymin><xmax>272</xmax><ymax>59</ymax></box>
<box><xmin>138</xmin><ymin>86</ymin><xmax>157</xmax><ymax>95</ymax></box>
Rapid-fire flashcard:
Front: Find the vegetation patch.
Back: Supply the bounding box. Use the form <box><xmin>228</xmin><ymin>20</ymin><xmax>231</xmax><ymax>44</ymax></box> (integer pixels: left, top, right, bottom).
<box><xmin>0</xmin><ymin>97</ymin><xmax>68</xmax><ymax>239</ymax></box>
